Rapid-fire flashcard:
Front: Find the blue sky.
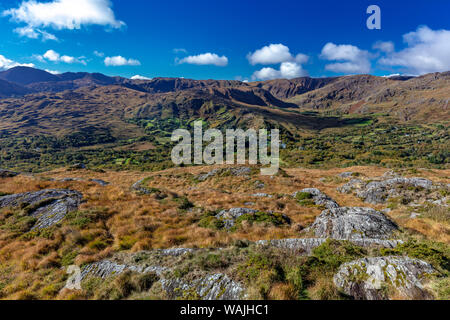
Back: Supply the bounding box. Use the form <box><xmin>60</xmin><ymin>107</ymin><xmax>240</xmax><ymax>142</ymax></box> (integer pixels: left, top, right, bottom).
<box><xmin>0</xmin><ymin>0</ymin><xmax>449</xmax><ymax>80</ymax></box>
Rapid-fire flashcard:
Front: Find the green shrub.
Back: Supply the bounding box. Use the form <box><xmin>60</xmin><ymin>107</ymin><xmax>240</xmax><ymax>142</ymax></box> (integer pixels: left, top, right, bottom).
<box><xmin>381</xmin><ymin>240</ymin><xmax>449</xmax><ymax>273</ymax></box>
<box><xmin>235</xmin><ymin>211</ymin><xmax>290</xmax><ymax>227</ymax></box>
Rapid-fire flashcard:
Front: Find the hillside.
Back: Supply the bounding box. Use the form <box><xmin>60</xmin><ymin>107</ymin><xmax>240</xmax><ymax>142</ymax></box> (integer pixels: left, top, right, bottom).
<box><xmin>0</xmin><ymin>67</ymin><xmax>448</xmax><ymax>173</ymax></box>
<box><xmin>288</xmin><ymin>73</ymin><xmax>450</xmax><ymax>122</ymax></box>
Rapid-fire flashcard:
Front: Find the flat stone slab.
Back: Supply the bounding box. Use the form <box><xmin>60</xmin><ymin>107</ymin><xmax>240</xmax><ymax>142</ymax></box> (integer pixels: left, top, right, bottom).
<box><xmin>256</xmin><ymin>238</ymin><xmax>403</xmax><ymax>254</ymax></box>
<box><xmin>0</xmin><ymin>189</ymin><xmax>82</xmax><ymax>230</ymax></box>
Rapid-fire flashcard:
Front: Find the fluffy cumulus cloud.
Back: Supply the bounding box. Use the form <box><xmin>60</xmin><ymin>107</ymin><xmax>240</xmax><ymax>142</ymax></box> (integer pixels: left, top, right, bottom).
<box><xmin>104</xmin><ymin>56</ymin><xmax>141</xmax><ymax>66</ymax></box>
<box><xmin>252</xmin><ymin>62</ymin><xmax>308</xmax><ymax>80</ymax></box>
<box><xmin>247</xmin><ymin>44</ymin><xmax>292</xmax><ymax>65</ymax></box>
<box><xmin>39</xmin><ymin>50</ymin><xmax>86</xmax><ymax>65</ymax></box>
<box><xmin>249</xmin><ymin>44</ymin><xmax>309</xmax><ymax>80</ymax></box>
<box><xmin>320</xmin><ymin>42</ymin><xmax>371</xmax><ymax>74</ymax></box>
<box><xmin>378</xmin><ymin>26</ymin><xmax>450</xmax><ymax>75</ymax></box>
<box><xmin>177</xmin><ymin>53</ymin><xmax>228</xmax><ymax>67</ymax></box>
<box><xmin>0</xmin><ymin>54</ymin><xmax>34</xmax><ymax>70</ymax></box>
<box><xmin>247</xmin><ymin>43</ymin><xmax>308</xmax><ymax>66</ymax></box>
<box><xmin>131</xmin><ymin>75</ymin><xmax>152</xmax><ymax>80</ymax></box>
<box><xmin>3</xmin><ymin>0</ymin><xmax>124</xmax><ymax>40</ymax></box>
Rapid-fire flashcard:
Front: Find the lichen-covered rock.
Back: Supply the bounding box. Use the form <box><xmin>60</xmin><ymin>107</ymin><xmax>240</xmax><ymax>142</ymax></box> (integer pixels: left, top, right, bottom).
<box><xmin>0</xmin><ymin>189</ymin><xmax>82</xmax><ymax>230</ymax></box>
<box><xmin>81</xmin><ymin>258</ymin><xmax>246</xmax><ymax>300</ymax></box>
<box><xmin>357</xmin><ymin>178</ymin><xmax>434</xmax><ymax>204</ymax></box>
<box><xmin>215</xmin><ymin>208</ymin><xmax>258</xmax><ymax>228</ymax></box>
<box><xmin>81</xmin><ymin>260</ymin><xmax>168</xmax><ymax>279</ymax></box>
<box><xmin>131</xmin><ymin>178</ymin><xmax>151</xmax><ymax>194</ymax></box>
<box><xmin>293</xmin><ymin>188</ymin><xmax>340</xmax><ymax>209</ymax></box>
<box><xmin>337</xmin><ymin>179</ymin><xmax>365</xmax><ymax>194</ymax></box>
<box><xmin>0</xmin><ymin>169</ymin><xmax>18</xmax><ymax>178</ymax></box>
<box><xmin>256</xmin><ymin>238</ymin><xmax>403</xmax><ymax>254</ymax></box>
<box><xmin>251</xmin><ymin>193</ymin><xmax>273</xmax><ymax>198</ymax></box>
<box><xmin>334</xmin><ymin>256</ymin><xmax>435</xmax><ymax>300</ymax></box>
<box><xmin>309</xmin><ymin>207</ymin><xmax>398</xmax><ymax>240</ymax></box>
<box><xmin>161</xmin><ymin>274</ymin><xmax>246</xmax><ymax>300</ymax></box>
<box><xmin>338</xmin><ymin>172</ymin><xmax>356</xmax><ymax>178</ymax></box>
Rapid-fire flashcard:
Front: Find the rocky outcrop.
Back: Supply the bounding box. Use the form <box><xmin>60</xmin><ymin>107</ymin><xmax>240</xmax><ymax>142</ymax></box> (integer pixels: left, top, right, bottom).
<box><xmin>256</xmin><ymin>238</ymin><xmax>403</xmax><ymax>254</ymax></box>
<box><xmin>81</xmin><ymin>260</ymin><xmax>168</xmax><ymax>279</ymax></box>
<box><xmin>0</xmin><ymin>169</ymin><xmax>18</xmax><ymax>178</ymax></box>
<box><xmin>0</xmin><ymin>189</ymin><xmax>82</xmax><ymax>230</ymax></box>
<box><xmin>215</xmin><ymin>208</ymin><xmax>258</xmax><ymax>228</ymax></box>
<box><xmin>81</xmin><ymin>257</ymin><xmax>246</xmax><ymax>300</ymax></box>
<box><xmin>358</xmin><ymin>178</ymin><xmax>433</xmax><ymax>204</ymax></box>
<box><xmin>334</xmin><ymin>256</ymin><xmax>435</xmax><ymax>300</ymax></box>
<box><xmin>293</xmin><ymin>188</ymin><xmax>340</xmax><ymax>209</ymax></box>
<box><xmin>309</xmin><ymin>207</ymin><xmax>398</xmax><ymax>240</ymax></box>
<box><xmin>338</xmin><ymin>177</ymin><xmax>438</xmax><ymax>205</ymax></box>
<box><xmin>160</xmin><ymin>273</ymin><xmax>246</xmax><ymax>300</ymax></box>
<box><xmin>338</xmin><ymin>172</ymin><xmax>357</xmax><ymax>179</ymax></box>
<box><xmin>251</xmin><ymin>193</ymin><xmax>273</xmax><ymax>198</ymax></box>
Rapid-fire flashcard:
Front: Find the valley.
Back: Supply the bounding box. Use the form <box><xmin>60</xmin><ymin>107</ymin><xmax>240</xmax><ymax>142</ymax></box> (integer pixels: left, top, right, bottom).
<box><xmin>0</xmin><ymin>66</ymin><xmax>448</xmax><ymax>300</ymax></box>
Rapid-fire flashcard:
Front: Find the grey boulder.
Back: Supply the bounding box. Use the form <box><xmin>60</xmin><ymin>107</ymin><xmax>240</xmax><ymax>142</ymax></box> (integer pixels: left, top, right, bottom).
<box><xmin>334</xmin><ymin>256</ymin><xmax>435</xmax><ymax>300</ymax></box>
<box><xmin>309</xmin><ymin>207</ymin><xmax>398</xmax><ymax>240</ymax></box>
<box><xmin>294</xmin><ymin>188</ymin><xmax>340</xmax><ymax>209</ymax></box>
<box><xmin>0</xmin><ymin>189</ymin><xmax>82</xmax><ymax>230</ymax></box>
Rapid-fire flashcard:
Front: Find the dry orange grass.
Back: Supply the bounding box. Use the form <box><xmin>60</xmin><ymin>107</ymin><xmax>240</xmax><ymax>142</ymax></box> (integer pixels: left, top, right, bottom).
<box><xmin>0</xmin><ymin>165</ymin><xmax>449</xmax><ymax>299</ymax></box>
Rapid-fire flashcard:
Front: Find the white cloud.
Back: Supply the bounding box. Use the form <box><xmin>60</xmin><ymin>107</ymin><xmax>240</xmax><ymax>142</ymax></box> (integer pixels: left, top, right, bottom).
<box><xmin>104</xmin><ymin>56</ymin><xmax>141</xmax><ymax>66</ymax></box>
<box><xmin>247</xmin><ymin>44</ymin><xmax>309</xmax><ymax>65</ymax></box>
<box><xmin>43</xmin><ymin>49</ymin><xmax>60</xmax><ymax>61</ymax></box>
<box><xmin>379</xmin><ymin>26</ymin><xmax>450</xmax><ymax>75</ymax></box>
<box><xmin>0</xmin><ymin>54</ymin><xmax>35</xmax><ymax>70</ymax></box>
<box><xmin>40</xmin><ymin>49</ymin><xmax>86</xmax><ymax>65</ymax></box>
<box><xmin>13</xmin><ymin>26</ymin><xmax>58</xmax><ymax>41</ymax></box>
<box><xmin>248</xmin><ymin>44</ymin><xmax>309</xmax><ymax>80</ymax></box>
<box><xmin>320</xmin><ymin>42</ymin><xmax>371</xmax><ymax>74</ymax></box>
<box><xmin>45</xmin><ymin>69</ymin><xmax>61</xmax><ymax>75</ymax></box>
<box><xmin>177</xmin><ymin>53</ymin><xmax>228</xmax><ymax>67</ymax></box>
<box><xmin>93</xmin><ymin>50</ymin><xmax>104</xmax><ymax>57</ymax></box>
<box><xmin>252</xmin><ymin>61</ymin><xmax>308</xmax><ymax>80</ymax></box>
<box><xmin>3</xmin><ymin>0</ymin><xmax>124</xmax><ymax>40</ymax></box>
<box><xmin>131</xmin><ymin>75</ymin><xmax>152</xmax><ymax>80</ymax></box>
<box><xmin>373</xmin><ymin>41</ymin><xmax>394</xmax><ymax>53</ymax></box>
<box><xmin>247</xmin><ymin>44</ymin><xmax>294</xmax><ymax>65</ymax></box>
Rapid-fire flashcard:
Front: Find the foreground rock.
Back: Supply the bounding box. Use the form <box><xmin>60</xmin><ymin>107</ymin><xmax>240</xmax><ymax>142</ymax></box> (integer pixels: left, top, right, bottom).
<box><xmin>0</xmin><ymin>169</ymin><xmax>18</xmax><ymax>178</ymax></box>
<box><xmin>293</xmin><ymin>188</ymin><xmax>340</xmax><ymax>209</ymax></box>
<box><xmin>338</xmin><ymin>176</ymin><xmax>443</xmax><ymax>205</ymax></box>
<box><xmin>0</xmin><ymin>189</ymin><xmax>82</xmax><ymax>230</ymax></box>
<box><xmin>81</xmin><ymin>258</ymin><xmax>246</xmax><ymax>300</ymax></box>
<box><xmin>334</xmin><ymin>256</ymin><xmax>435</xmax><ymax>300</ymax></box>
<box><xmin>309</xmin><ymin>207</ymin><xmax>398</xmax><ymax>240</ymax></box>
<box><xmin>257</xmin><ymin>238</ymin><xmax>403</xmax><ymax>254</ymax></box>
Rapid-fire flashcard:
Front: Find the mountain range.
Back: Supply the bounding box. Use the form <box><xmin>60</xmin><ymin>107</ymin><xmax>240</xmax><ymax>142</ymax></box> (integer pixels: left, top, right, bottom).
<box><xmin>0</xmin><ymin>66</ymin><xmax>448</xmax><ymax>141</ymax></box>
